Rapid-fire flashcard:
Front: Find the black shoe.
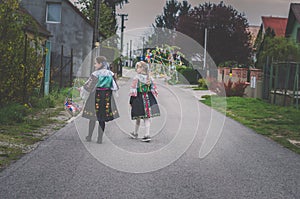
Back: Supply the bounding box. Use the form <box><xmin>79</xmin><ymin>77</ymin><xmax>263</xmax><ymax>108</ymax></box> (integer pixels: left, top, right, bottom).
<box><xmin>141</xmin><ymin>136</ymin><xmax>151</xmax><ymax>142</ymax></box>
<box><xmin>86</xmin><ymin>136</ymin><xmax>91</xmax><ymax>142</ymax></box>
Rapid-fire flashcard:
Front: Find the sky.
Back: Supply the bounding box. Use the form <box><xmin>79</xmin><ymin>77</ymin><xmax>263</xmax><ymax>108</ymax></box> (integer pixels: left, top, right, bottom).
<box><xmin>114</xmin><ymin>0</ymin><xmax>300</xmax><ymax>53</ymax></box>
<box><xmin>116</xmin><ymin>0</ymin><xmax>300</xmax><ymax>30</ymax></box>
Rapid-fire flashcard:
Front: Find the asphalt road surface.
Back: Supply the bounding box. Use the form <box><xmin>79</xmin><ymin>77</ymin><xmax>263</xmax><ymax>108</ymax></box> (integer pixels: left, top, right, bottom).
<box><xmin>1</xmin><ymin>69</ymin><xmax>300</xmax><ymax>199</ymax></box>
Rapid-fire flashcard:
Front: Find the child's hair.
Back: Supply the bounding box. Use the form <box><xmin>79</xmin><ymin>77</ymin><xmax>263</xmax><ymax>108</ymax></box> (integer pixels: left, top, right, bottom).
<box><xmin>95</xmin><ymin>56</ymin><xmax>107</xmax><ymax>64</ymax></box>
<box><xmin>95</xmin><ymin>56</ymin><xmax>109</xmax><ymax>69</ymax></box>
<box><xmin>135</xmin><ymin>61</ymin><xmax>149</xmax><ymax>75</ymax></box>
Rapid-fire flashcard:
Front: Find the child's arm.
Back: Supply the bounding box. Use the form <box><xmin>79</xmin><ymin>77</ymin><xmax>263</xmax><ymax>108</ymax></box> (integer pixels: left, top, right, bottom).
<box><xmin>129</xmin><ymin>77</ymin><xmax>138</xmax><ymax>97</ymax></box>
<box><xmin>110</xmin><ymin>71</ymin><xmax>119</xmax><ymax>91</ymax></box>
<box><xmin>83</xmin><ymin>74</ymin><xmax>98</xmax><ymax>92</ymax></box>
<box><xmin>150</xmin><ymin>77</ymin><xmax>158</xmax><ymax>97</ymax></box>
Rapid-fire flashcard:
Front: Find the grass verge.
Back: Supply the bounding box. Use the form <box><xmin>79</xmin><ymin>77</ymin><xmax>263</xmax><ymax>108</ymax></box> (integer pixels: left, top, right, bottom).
<box><xmin>0</xmin><ymin>89</ymin><xmax>71</xmax><ymax>171</ymax></box>
<box><xmin>201</xmin><ymin>96</ymin><xmax>300</xmax><ymax>154</ymax></box>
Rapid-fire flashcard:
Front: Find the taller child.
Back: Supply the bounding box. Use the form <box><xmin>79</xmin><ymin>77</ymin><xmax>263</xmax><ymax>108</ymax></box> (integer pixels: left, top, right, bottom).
<box><xmin>81</xmin><ymin>56</ymin><xmax>119</xmax><ymax>144</ymax></box>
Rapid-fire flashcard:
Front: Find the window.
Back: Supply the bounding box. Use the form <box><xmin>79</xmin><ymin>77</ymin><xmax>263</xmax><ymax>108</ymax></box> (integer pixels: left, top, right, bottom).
<box><xmin>46</xmin><ymin>3</ymin><xmax>61</xmax><ymax>23</ymax></box>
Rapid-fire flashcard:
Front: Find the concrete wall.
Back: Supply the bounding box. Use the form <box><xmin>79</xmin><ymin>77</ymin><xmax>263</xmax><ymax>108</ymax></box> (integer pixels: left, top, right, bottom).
<box><xmin>21</xmin><ymin>0</ymin><xmax>93</xmax><ymax>79</ymax></box>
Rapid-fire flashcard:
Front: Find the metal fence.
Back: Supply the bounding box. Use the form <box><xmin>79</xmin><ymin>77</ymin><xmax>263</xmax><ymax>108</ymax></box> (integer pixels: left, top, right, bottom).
<box><xmin>263</xmin><ymin>61</ymin><xmax>300</xmax><ymax>108</ymax></box>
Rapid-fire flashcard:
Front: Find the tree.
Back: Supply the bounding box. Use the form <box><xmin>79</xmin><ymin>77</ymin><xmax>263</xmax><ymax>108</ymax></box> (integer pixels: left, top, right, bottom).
<box><xmin>75</xmin><ymin>0</ymin><xmax>128</xmax><ymax>39</ymax></box>
<box><xmin>105</xmin><ymin>0</ymin><xmax>128</xmax><ymax>10</ymax></box>
<box><xmin>154</xmin><ymin>0</ymin><xmax>191</xmax><ymax>30</ymax></box>
<box><xmin>146</xmin><ymin>0</ymin><xmax>191</xmax><ymax>48</ymax></box>
<box><xmin>255</xmin><ymin>36</ymin><xmax>300</xmax><ymax>68</ymax></box>
<box><xmin>176</xmin><ymin>1</ymin><xmax>252</xmax><ymax>65</ymax></box>
<box><xmin>0</xmin><ymin>0</ymin><xmax>45</xmax><ymax>106</ymax></box>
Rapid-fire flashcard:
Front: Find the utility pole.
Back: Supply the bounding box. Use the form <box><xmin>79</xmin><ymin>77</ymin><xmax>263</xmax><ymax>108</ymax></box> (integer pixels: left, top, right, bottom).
<box><xmin>126</xmin><ymin>42</ymin><xmax>129</xmax><ymax>66</ymax></box>
<box><xmin>93</xmin><ymin>0</ymin><xmax>100</xmax><ymax>48</ymax></box>
<box><xmin>117</xmin><ymin>13</ymin><xmax>127</xmax><ymax>77</ymax></box>
<box><xmin>91</xmin><ymin>0</ymin><xmax>100</xmax><ymax>73</ymax></box>
<box><xmin>141</xmin><ymin>37</ymin><xmax>145</xmax><ymax>58</ymax></box>
<box><xmin>203</xmin><ymin>28</ymin><xmax>207</xmax><ymax>70</ymax></box>
<box><xmin>118</xmin><ymin>14</ymin><xmax>128</xmax><ymax>55</ymax></box>
<box><xmin>129</xmin><ymin>40</ymin><xmax>132</xmax><ymax>67</ymax></box>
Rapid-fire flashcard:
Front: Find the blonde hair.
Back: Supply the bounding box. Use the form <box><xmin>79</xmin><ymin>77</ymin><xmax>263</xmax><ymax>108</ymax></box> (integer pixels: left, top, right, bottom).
<box><xmin>135</xmin><ymin>61</ymin><xmax>149</xmax><ymax>75</ymax></box>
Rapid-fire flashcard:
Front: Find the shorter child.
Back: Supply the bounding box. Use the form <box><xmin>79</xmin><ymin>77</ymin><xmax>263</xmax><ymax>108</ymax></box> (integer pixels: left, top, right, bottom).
<box><xmin>129</xmin><ymin>61</ymin><xmax>160</xmax><ymax>142</ymax></box>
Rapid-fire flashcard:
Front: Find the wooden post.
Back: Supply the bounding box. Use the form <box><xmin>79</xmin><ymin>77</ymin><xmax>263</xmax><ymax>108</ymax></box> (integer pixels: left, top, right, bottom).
<box><xmin>294</xmin><ymin>64</ymin><xmax>299</xmax><ymax>109</ymax></box>
<box><xmin>23</xmin><ymin>32</ymin><xmax>28</xmax><ymax>103</ymax></box>
<box><xmin>70</xmin><ymin>48</ymin><xmax>73</xmax><ymax>87</ymax></box>
<box><xmin>273</xmin><ymin>63</ymin><xmax>279</xmax><ymax>104</ymax></box>
<box><xmin>60</xmin><ymin>45</ymin><xmax>63</xmax><ymax>88</ymax></box>
<box><xmin>283</xmin><ymin>62</ymin><xmax>290</xmax><ymax>106</ymax></box>
<box><xmin>263</xmin><ymin>56</ymin><xmax>269</xmax><ymax>99</ymax></box>
<box><xmin>269</xmin><ymin>62</ymin><xmax>273</xmax><ymax>103</ymax></box>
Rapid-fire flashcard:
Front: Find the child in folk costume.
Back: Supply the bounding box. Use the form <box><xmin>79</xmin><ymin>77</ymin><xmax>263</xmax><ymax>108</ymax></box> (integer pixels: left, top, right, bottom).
<box><xmin>80</xmin><ymin>56</ymin><xmax>119</xmax><ymax>144</ymax></box>
<box><xmin>129</xmin><ymin>61</ymin><xmax>160</xmax><ymax>142</ymax></box>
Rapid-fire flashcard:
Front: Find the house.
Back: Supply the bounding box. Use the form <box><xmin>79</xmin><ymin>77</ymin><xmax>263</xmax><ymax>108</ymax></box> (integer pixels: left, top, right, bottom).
<box><xmin>20</xmin><ymin>0</ymin><xmax>99</xmax><ymax>86</ymax></box>
<box><xmin>252</xmin><ymin>16</ymin><xmax>288</xmax><ymax>63</ymax></box>
<box><xmin>261</xmin><ymin>16</ymin><xmax>288</xmax><ymax>37</ymax></box>
<box><xmin>285</xmin><ymin>3</ymin><xmax>300</xmax><ymax>42</ymax></box>
<box><xmin>247</xmin><ymin>25</ymin><xmax>260</xmax><ymax>48</ymax></box>
<box><xmin>19</xmin><ymin>7</ymin><xmax>52</xmax><ymax>44</ymax></box>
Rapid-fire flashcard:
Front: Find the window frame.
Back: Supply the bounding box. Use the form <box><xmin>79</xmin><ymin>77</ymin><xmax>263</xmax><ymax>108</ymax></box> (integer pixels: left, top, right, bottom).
<box><xmin>46</xmin><ymin>2</ymin><xmax>62</xmax><ymax>24</ymax></box>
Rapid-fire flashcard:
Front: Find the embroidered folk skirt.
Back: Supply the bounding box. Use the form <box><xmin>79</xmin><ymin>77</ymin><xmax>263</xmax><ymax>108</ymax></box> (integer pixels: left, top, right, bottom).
<box><xmin>95</xmin><ymin>89</ymin><xmax>119</xmax><ymax>122</ymax></box>
<box><xmin>82</xmin><ymin>89</ymin><xmax>119</xmax><ymax>122</ymax></box>
<box><xmin>130</xmin><ymin>92</ymin><xmax>160</xmax><ymax>120</ymax></box>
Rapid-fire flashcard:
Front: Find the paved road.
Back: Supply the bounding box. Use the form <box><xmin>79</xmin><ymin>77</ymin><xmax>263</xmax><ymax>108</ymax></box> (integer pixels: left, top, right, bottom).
<box><xmin>1</xmin><ymin>69</ymin><xmax>300</xmax><ymax>198</ymax></box>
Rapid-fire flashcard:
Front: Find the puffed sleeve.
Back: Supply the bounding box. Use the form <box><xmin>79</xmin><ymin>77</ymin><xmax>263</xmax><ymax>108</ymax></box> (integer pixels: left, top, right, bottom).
<box><xmin>129</xmin><ymin>77</ymin><xmax>138</xmax><ymax>97</ymax></box>
<box><xmin>83</xmin><ymin>74</ymin><xmax>98</xmax><ymax>92</ymax></box>
<box><xmin>150</xmin><ymin>77</ymin><xmax>158</xmax><ymax>97</ymax></box>
<box><xmin>80</xmin><ymin>74</ymin><xmax>98</xmax><ymax>100</ymax></box>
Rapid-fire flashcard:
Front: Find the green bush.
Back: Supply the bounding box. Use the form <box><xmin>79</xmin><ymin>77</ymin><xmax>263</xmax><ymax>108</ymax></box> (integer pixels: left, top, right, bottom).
<box><xmin>29</xmin><ymin>95</ymin><xmax>55</xmax><ymax>109</ymax></box>
<box><xmin>176</xmin><ymin>65</ymin><xmax>187</xmax><ymax>73</ymax></box>
<box><xmin>198</xmin><ymin>78</ymin><xmax>208</xmax><ymax>89</ymax></box>
<box><xmin>0</xmin><ymin>103</ymin><xmax>30</xmax><ymax>124</ymax></box>
<box><xmin>178</xmin><ymin>67</ymin><xmax>200</xmax><ymax>84</ymax></box>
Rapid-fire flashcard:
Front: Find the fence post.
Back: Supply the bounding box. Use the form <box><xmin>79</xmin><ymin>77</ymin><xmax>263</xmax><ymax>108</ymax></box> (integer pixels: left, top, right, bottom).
<box><xmin>294</xmin><ymin>64</ymin><xmax>299</xmax><ymax>109</ymax></box>
<box><xmin>283</xmin><ymin>62</ymin><xmax>290</xmax><ymax>106</ymax></box>
<box><xmin>70</xmin><ymin>48</ymin><xmax>73</xmax><ymax>87</ymax></box>
<box><xmin>44</xmin><ymin>40</ymin><xmax>51</xmax><ymax>96</ymax></box>
<box><xmin>60</xmin><ymin>45</ymin><xmax>63</xmax><ymax>88</ymax></box>
<box><xmin>269</xmin><ymin>62</ymin><xmax>273</xmax><ymax>103</ymax></box>
<box><xmin>273</xmin><ymin>63</ymin><xmax>279</xmax><ymax>104</ymax></box>
<box><xmin>263</xmin><ymin>56</ymin><xmax>269</xmax><ymax>99</ymax></box>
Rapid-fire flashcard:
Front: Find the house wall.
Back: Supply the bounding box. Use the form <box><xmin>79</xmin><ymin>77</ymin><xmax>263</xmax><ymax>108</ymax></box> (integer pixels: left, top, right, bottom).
<box><xmin>20</xmin><ymin>0</ymin><xmax>93</xmax><ymax>80</ymax></box>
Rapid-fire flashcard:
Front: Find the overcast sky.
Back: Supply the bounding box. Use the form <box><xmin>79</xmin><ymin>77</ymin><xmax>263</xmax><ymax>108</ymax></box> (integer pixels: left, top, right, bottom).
<box><xmin>116</xmin><ymin>0</ymin><xmax>300</xmax><ymax>30</ymax></box>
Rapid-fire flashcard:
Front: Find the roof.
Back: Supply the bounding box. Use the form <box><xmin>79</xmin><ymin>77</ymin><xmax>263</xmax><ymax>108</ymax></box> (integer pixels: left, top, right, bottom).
<box><xmin>285</xmin><ymin>3</ymin><xmax>300</xmax><ymax>37</ymax></box>
<box><xmin>19</xmin><ymin>7</ymin><xmax>52</xmax><ymax>38</ymax></box>
<box><xmin>261</xmin><ymin>16</ymin><xmax>288</xmax><ymax>37</ymax></box>
<box><xmin>66</xmin><ymin>0</ymin><xmax>105</xmax><ymax>38</ymax></box>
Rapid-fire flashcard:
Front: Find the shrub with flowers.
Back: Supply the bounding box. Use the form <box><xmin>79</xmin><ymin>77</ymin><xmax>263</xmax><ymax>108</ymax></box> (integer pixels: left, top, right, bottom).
<box><xmin>207</xmin><ymin>78</ymin><xmax>248</xmax><ymax>97</ymax></box>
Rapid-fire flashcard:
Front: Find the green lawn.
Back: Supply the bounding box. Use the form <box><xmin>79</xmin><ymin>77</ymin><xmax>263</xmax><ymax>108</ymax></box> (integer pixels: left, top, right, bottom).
<box><xmin>201</xmin><ymin>96</ymin><xmax>300</xmax><ymax>154</ymax></box>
